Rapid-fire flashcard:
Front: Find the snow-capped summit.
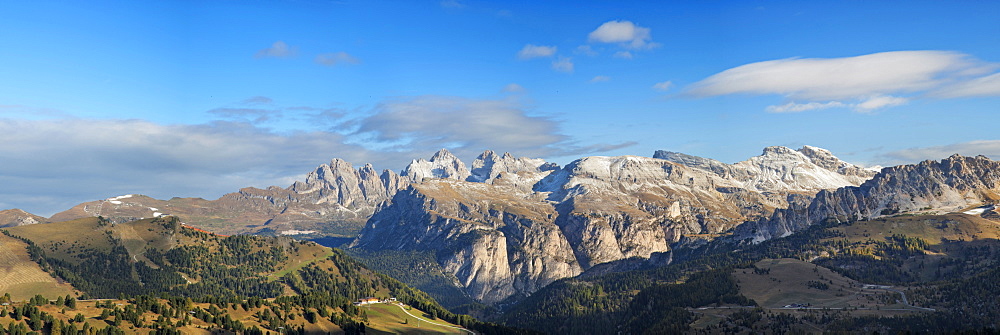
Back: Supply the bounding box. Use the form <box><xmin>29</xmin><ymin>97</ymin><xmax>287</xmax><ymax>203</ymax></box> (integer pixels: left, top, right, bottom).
<box><xmin>402</xmin><ymin>148</ymin><xmax>472</xmax><ymax>182</ymax></box>
<box><xmin>656</xmin><ymin>145</ymin><xmax>877</xmax><ymax>193</ymax></box>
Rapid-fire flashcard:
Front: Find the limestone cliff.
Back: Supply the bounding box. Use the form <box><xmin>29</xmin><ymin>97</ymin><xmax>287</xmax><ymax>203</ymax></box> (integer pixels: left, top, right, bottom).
<box><xmin>351</xmin><ymin>147</ymin><xmax>877</xmax><ymax>303</ymax></box>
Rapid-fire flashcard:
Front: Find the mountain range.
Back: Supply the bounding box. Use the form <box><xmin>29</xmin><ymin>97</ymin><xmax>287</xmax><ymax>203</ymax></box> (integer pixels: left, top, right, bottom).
<box><xmin>3</xmin><ymin>145</ymin><xmax>1000</xmax><ymax>333</ymax></box>
<box><xmin>4</xmin><ymin>145</ymin><xmax>893</xmax><ymax>303</ymax></box>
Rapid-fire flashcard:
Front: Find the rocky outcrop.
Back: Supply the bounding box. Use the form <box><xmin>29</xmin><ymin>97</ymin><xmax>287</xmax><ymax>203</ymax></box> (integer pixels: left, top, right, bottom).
<box><xmin>0</xmin><ymin>209</ymin><xmax>46</xmax><ymax>228</ymax></box>
<box><xmin>735</xmin><ymin>154</ymin><xmax>1000</xmax><ymax>242</ymax></box>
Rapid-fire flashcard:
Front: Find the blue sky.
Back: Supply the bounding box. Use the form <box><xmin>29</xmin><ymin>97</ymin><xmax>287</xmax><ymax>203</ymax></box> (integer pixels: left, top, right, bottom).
<box><xmin>2</xmin><ymin>0</ymin><xmax>999</xmax><ymax>215</ymax></box>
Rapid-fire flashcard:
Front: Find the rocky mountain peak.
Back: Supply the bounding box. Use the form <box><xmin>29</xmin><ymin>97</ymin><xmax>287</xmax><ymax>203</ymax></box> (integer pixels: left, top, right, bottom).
<box><xmin>761</xmin><ymin>145</ymin><xmax>799</xmax><ymax>156</ymax></box>
<box><xmin>403</xmin><ymin>149</ymin><xmax>472</xmax><ymax>182</ymax></box>
<box><xmin>468</xmin><ymin>150</ymin><xmax>553</xmax><ymax>184</ymax></box>
<box><xmin>430</xmin><ymin>148</ymin><xmax>458</xmax><ymax>161</ymax></box>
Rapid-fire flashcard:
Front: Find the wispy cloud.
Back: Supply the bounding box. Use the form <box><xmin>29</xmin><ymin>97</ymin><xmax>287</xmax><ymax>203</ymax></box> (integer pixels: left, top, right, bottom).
<box><xmin>588</xmin><ymin>20</ymin><xmax>657</xmax><ymax>50</ymax></box>
<box><xmin>315</xmin><ymin>52</ymin><xmax>361</xmax><ymax>66</ymax></box>
<box><xmin>932</xmin><ymin>72</ymin><xmax>1000</xmax><ymax>98</ymax></box>
<box><xmin>0</xmin><ymin>105</ymin><xmax>72</xmax><ymax>118</ymax></box>
<box><xmin>207</xmin><ymin>97</ymin><xmax>342</xmax><ymax>126</ymax></box>
<box><xmin>502</xmin><ymin>83</ymin><xmax>526</xmax><ymax>93</ymax></box>
<box><xmin>765</xmin><ymin>101</ymin><xmax>845</xmax><ymax>113</ymax></box>
<box><xmin>589</xmin><ymin>75</ymin><xmax>610</xmax><ymax>83</ymax></box>
<box><xmin>552</xmin><ymin>56</ymin><xmax>574</xmax><ymax>73</ymax></box>
<box><xmin>518</xmin><ymin>44</ymin><xmax>557</xmax><ymax>59</ymax></box>
<box><xmin>254</xmin><ymin>41</ymin><xmax>297</xmax><ymax>58</ymax></box>
<box><xmin>686</xmin><ymin>50</ymin><xmax>1000</xmax><ymax>112</ymax></box>
<box><xmin>575</xmin><ymin>45</ymin><xmax>597</xmax><ymax>56</ymax></box>
<box><xmin>613</xmin><ymin>51</ymin><xmax>633</xmax><ymax>60</ymax></box>
<box><xmin>440</xmin><ymin>0</ymin><xmax>465</xmax><ymax>8</ymax></box>
<box><xmin>651</xmin><ymin>81</ymin><xmax>673</xmax><ymax>91</ymax></box>
<box><xmin>344</xmin><ymin>95</ymin><xmax>631</xmax><ymax>158</ymax></box>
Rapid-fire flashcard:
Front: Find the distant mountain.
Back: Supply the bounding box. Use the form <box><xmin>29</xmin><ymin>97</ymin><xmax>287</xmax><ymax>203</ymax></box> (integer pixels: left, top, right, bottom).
<box><xmin>734</xmin><ymin>154</ymin><xmax>1000</xmax><ymax>242</ymax></box>
<box><xmin>0</xmin><ymin>208</ymin><xmax>46</xmax><ymax>228</ymax></box>
<box><xmin>654</xmin><ymin>145</ymin><xmax>879</xmax><ymax>193</ymax></box>
<box><xmin>46</xmin><ymin>158</ymin><xmax>412</xmax><ymax>236</ymax></box>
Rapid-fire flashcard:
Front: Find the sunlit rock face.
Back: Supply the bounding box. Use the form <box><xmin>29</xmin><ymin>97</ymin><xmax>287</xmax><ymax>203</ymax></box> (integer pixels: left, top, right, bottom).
<box><xmin>352</xmin><ymin>146</ymin><xmax>878</xmax><ymax>303</ymax></box>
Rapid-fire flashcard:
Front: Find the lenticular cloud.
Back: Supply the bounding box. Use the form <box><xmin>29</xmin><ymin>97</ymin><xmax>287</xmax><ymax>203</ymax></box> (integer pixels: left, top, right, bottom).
<box><xmin>685</xmin><ymin>50</ymin><xmax>1000</xmax><ymax>112</ymax></box>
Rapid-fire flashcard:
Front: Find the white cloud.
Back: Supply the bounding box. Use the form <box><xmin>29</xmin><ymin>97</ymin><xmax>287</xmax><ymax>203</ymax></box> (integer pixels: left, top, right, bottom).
<box><xmin>589</xmin><ymin>76</ymin><xmax>610</xmax><ymax>83</ymax></box>
<box><xmin>346</xmin><ymin>95</ymin><xmax>632</xmax><ymax>158</ymax></box>
<box><xmin>315</xmin><ymin>52</ymin><xmax>361</xmax><ymax>66</ymax></box>
<box><xmin>575</xmin><ymin>45</ymin><xmax>597</xmax><ymax>56</ymax></box>
<box><xmin>854</xmin><ymin>95</ymin><xmax>908</xmax><ymax>112</ymax></box>
<box><xmin>552</xmin><ymin>56</ymin><xmax>574</xmax><ymax>73</ymax></box>
<box><xmin>517</xmin><ymin>44</ymin><xmax>557</xmax><ymax>60</ymax></box>
<box><xmin>764</xmin><ymin>96</ymin><xmax>907</xmax><ymax>113</ymax></box>
<box><xmin>502</xmin><ymin>83</ymin><xmax>526</xmax><ymax>93</ymax></box>
<box><xmin>882</xmin><ymin>140</ymin><xmax>1000</xmax><ymax>163</ymax></box>
<box><xmin>588</xmin><ymin>20</ymin><xmax>655</xmax><ymax>50</ymax></box>
<box><xmin>766</xmin><ymin>101</ymin><xmax>846</xmax><ymax>113</ymax></box>
<box><xmin>652</xmin><ymin>81</ymin><xmax>673</xmax><ymax>91</ymax></box>
<box><xmin>686</xmin><ymin>50</ymin><xmax>999</xmax><ymax>112</ymax></box>
<box><xmin>613</xmin><ymin>51</ymin><xmax>633</xmax><ymax>59</ymax></box>
<box><xmin>933</xmin><ymin>72</ymin><xmax>1000</xmax><ymax>98</ymax></box>
<box><xmin>254</xmin><ymin>41</ymin><xmax>297</xmax><ymax>58</ymax></box>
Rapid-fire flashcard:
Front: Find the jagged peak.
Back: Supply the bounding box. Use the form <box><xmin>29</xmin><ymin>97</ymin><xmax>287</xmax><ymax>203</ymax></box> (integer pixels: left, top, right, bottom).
<box><xmin>430</xmin><ymin>148</ymin><xmax>458</xmax><ymax>161</ymax></box>
<box><xmin>761</xmin><ymin>145</ymin><xmax>799</xmax><ymax>156</ymax></box>
<box><xmin>403</xmin><ymin>149</ymin><xmax>471</xmax><ymax>182</ymax></box>
<box><xmin>328</xmin><ymin>157</ymin><xmax>353</xmax><ymax>167</ymax></box>
<box><xmin>476</xmin><ymin>150</ymin><xmax>498</xmax><ymax>159</ymax></box>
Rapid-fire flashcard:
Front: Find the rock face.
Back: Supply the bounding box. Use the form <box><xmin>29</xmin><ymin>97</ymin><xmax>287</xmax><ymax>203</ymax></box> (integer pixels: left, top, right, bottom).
<box><xmin>734</xmin><ymin>154</ymin><xmax>1000</xmax><ymax>243</ymax></box>
<box><xmin>351</xmin><ymin>146</ymin><xmax>877</xmax><ymax>303</ymax></box>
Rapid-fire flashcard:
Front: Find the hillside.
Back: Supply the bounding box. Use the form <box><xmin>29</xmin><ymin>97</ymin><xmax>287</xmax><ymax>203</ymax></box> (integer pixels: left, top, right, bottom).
<box><xmin>0</xmin><ymin>216</ymin><xmax>533</xmax><ymax>334</ymax></box>
<box><xmin>0</xmin><ymin>295</ymin><xmax>465</xmax><ymax>334</ymax></box>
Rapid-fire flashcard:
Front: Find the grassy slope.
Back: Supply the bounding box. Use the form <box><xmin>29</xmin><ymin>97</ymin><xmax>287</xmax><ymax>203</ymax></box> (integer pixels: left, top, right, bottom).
<box><xmin>733</xmin><ymin>258</ymin><xmax>911</xmax><ymax>310</ymax></box>
<box><xmin>829</xmin><ymin>213</ymin><xmax>1000</xmax><ymax>245</ymax></box>
<box><xmin>363</xmin><ymin>303</ymin><xmax>466</xmax><ymax>335</ymax></box>
<box><xmin>0</xmin><ymin>234</ymin><xmax>76</xmax><ymax>301</ymax></box>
